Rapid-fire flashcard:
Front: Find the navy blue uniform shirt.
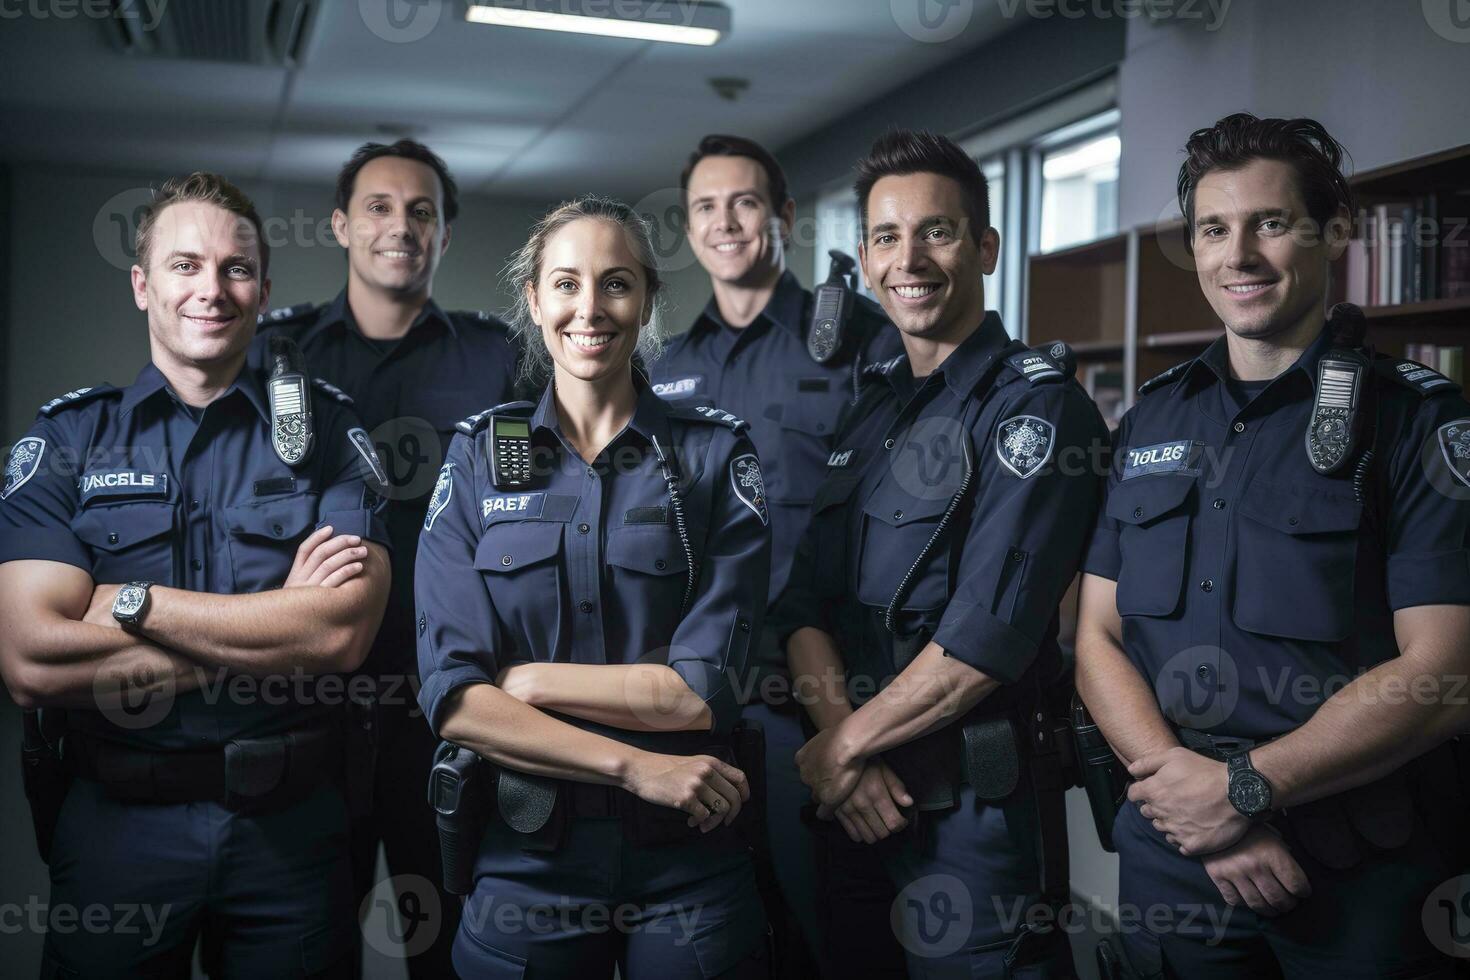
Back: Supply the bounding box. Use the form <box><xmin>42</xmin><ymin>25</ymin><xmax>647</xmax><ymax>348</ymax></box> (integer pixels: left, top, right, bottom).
<box><xmin>649</xmin><ymin>271</ymin><xmax>901</xmax><ymax>620</ymax></box>
<box><xmin>415</xmin><ymin>379</ymin><xmax>772</xmax><ymax>739</ymax></box>
<box><xmin>1084</xmin><ymin>327</ymin><xmax>1470</xmax><ymax>738</ymax></box>
<box><xmin>772</xmin><ymin>313</ymin><xmax>1108</xmax><ymax>695</ymax></box>
<box><xmin>0</xmin><ymin>361</ymin><xmax>390</xmax><ymax>749</ymax></box>
<box><xmin>256</xmin><ymin>290</ymin><xmax>519</xmax><ymax>676</ymax></box>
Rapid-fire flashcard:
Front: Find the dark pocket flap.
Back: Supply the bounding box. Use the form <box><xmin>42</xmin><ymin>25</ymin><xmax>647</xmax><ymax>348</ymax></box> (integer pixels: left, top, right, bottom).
<box><xmin>811</xmin><ymin>473</ymin><xmax>863</xmax><ymax>514</ymax></box>
<box><xmin>222</xmin><ymin>494</ymin><xmax>317</xmax><ymax>541</ymax></box>
<box><xmin>777</xmin><ymin>390</ymin><xmax>839</xmax><ymax>437</ymax></box>
<box><xmin>605</xmin><ymin>525</ymin><xmax>687</xmax><ymax>576</ymax></box>
<box><xmin>1106</xmin><ymin>475</ymin><xmax>1194</xmax><ymax>526</ymax></box>
<box><xmin>1238</xmin><ymin>480</ymin><xmax>1361</xmax><ymax>534</ymax></box>
<box><xmin>72</xmin><ymin>500</ymin><xmax>174</xmax><ymax>551</ymax></box>
<box><xmin>474</xmin><ymin>521</ymin><xmax>562</xmax><ymax>573</ymax></box>
<box><xmin>861</xmin><ymin>484</ymin><xmax>952</xmax><ymax>527</ymax></box>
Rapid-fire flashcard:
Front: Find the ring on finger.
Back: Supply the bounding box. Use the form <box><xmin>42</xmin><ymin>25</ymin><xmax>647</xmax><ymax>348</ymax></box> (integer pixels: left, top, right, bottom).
<box><xmin>708</xmin><ymin>797</ymin><xmax>724</xmax><ymax>813</ymax></box>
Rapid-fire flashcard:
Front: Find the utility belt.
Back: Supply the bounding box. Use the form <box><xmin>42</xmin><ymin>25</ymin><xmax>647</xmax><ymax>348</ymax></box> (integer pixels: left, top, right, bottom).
<box><xmin>431</xmin><ymin>725</ymin><xmax>766</xmax><ymax>896</ymax></box>
<box><xmin>1175</xmin><ymin>724</ymin><xmax>1463</xmax><ymax>870</ymax></box>
<box><xmin>68</xmin><ymin>718</ymin><xmax>346</xmax><ymax>814</ymax></box>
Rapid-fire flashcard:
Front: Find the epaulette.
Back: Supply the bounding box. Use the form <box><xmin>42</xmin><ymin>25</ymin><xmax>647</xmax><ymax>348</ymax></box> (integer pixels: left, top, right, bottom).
<box><xmin>672</xmin><ymin>404</ymin><xmax>749</xmax><ymax>434</ymax></box>
<box><xmin>37</xmin><ymin>384</ymin><xmax>120</xmax><ymax>417</ymax></box>
<box><xmin>1004</xmin><ymin>345</ymin><xmax>1068</xmax><ymax>385</ymax></box>
<box><xmin>257</xmin><ymin>302</ymin><xmax>319</xmax><ymax>326</ymax></box>
<box><xmin>1373</xmin><ymin>356</ymin><xmax>1461</xmax><ymax>398</ymax></box>
<box><xmin>455</xmin><ymin>400</ymin><xmax>534</xmax><ymax>436</ymax></box>
<box><xmin>312</xmin><ymin>378</ymin><xmax>354</xmax><ymax>406</ymax></box>
<box><xmin>1138</xmin><ymin>359</ymin><xmax>1192</xmax><ymax>395</ymax></box>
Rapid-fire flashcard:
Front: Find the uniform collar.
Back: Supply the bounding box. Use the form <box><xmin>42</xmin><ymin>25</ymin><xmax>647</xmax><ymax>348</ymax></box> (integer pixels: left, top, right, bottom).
<box><xmin>931</xmin><ymin>311</ymin><xmax>1013</xmax><ymax>397</ymax></box>
<box><xmin>529</xmin><ymin>373</ymin><xmax>673</xmax><ymax>455</ymax></box>
<box><xmin>695</xmin><ymin>269</ymin><xmax>808</xmax><ymax>340</ymax></box>
<box><xmin>120</xmin><ymin>359</ymin><xmax>270</xmax><ymax>421</ymax></box>
<box><xmin>304</xmin><ymin>288</ymin><xmax>457</xmax><ymax>344</ymax></box>
<box><xmin>1178</xmin><ymin>322</ymin><xmax>1335</xmax><ymax>394</ymax></box>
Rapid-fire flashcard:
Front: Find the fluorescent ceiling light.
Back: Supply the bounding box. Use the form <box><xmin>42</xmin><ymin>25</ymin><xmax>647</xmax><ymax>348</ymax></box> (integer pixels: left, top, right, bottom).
<box><xmin>465</xmin><ymin>1</ymin><xmax>730</xmax><ymax>46</ymax></box>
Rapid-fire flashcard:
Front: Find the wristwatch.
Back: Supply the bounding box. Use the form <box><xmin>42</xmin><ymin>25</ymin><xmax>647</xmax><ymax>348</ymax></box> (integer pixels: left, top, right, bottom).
<box><xmin>112</xmin><ymin>581</ymin><xmax>153</xmax><ymax>631</ymax></box>
<box><xmin>1226</xmin><ymin>751</ymin><xmax>1273</xmax><ymax>818</ymax></box>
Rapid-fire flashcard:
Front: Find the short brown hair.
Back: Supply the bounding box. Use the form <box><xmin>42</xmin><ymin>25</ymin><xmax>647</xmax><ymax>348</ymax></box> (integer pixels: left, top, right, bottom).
<box><xmin>1177</xmin><ymin>113</ymin><xmax>1353</xmax><ymax>250</ymax></box>
<box><xmin>854</xmin><ymin>129</ymin><xmax>990</xmax><ymax>244</ymax></box>
<box><xmin>135</xmin><ymin>172</ymin><xmax>269</xmax><ymax>277</ymax></box>
<box><xmin>680</xmin><ymin>134</ymin><xmax>790</xmax><ymax>211</ymax></box>
<box><xmin>335</xmin><ymin>139</ymin><xmax>459</xmax><ymax>224</ymax></box>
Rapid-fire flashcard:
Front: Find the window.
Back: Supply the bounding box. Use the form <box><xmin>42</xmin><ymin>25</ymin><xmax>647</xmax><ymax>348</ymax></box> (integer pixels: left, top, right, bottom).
<box><xmin>981</xmin><ymin>156</ymin><xmax>1005</xmax><ymax>324</ymax></box>
<box><xmin>1035</xmin><ymin>115</ymin><xmax>1120</xmax><ymax>253</ymax></box>
<box><xmin>811</xmin><ymin>187</ymin><xmax>869</xmax><ymax>297</ymax></box>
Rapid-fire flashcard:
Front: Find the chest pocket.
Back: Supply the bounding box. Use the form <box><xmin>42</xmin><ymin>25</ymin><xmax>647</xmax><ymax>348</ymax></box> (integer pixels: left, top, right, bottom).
<box><xmin>1107</xmin><ymin>475</ymin><xmax>1194</xmax><ymax>617</ymax></box>
<box><xmin>1233</xmin><ymin>480</ymin><xmax>1361</xmax><ymax>642</ymax></box>
<box><xmin>807</xmin><ymin>473</ymin><xmax>863</xmax><ymax>600</ymax></box>
<box><xmin>474</xmin><ymin>520</ymin><xmax>565</xmax><ymax>660</ymax></box>
<box><xmin>222</xmin><ymin>493</ymin><xmax>319</xmax><ymax>592</ymax></box>
<box><xmin>857</xmin><ymin>484</ymin><xmax>954</xmax><ymax>613</ymax></box>
<box><xmin>71</xmin><ymin>500</ymin><xmax>176</xmax><ymax>585</ymax></box>
<box><xmin>766</xmin><ymin>383</ymin><xmax>844</xmax><ymax>506</ymax></box>
<box><xmin>606</xmin><ymin>524</ymin><xmax>688</xmax><ymax>645</ymax></box>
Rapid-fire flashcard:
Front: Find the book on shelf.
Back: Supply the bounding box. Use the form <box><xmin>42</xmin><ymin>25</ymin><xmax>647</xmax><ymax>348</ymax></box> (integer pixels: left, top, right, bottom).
<box><xmin>1349</xmin><ymin>194</ymin><xmax>1464</xmax><ymax>306</ymax></box>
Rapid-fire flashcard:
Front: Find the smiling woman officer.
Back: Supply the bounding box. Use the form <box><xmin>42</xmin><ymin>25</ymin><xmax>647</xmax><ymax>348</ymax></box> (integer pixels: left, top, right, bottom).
<box><xmin>414</xmin><ymin>196</ymin><xmax>771</xmax><ymax>978</ymax></box>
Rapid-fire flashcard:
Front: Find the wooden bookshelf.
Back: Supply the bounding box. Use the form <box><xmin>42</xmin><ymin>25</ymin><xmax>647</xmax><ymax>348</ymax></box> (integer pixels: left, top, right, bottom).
<box><xmin>1024</xmin><ymin>144</ymin><xmax>1470</xmax><ymax>410</ymax></box>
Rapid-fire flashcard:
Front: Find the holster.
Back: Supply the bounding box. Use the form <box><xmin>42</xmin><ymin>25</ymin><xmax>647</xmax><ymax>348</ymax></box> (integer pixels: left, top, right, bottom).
<box><xmin>20</xmin><ymin>709</ymin><xmax>71</xmax><ymax>865</ymax></box>
<box><xmin>429</xmin><ymin>741</ymin><xmax>490</xmax><ymax>895</ymax></box>
<box><xmin>1071</xmin><ymin>693</ymin><xmax>1129</xmax><ymax>853</ymax></box>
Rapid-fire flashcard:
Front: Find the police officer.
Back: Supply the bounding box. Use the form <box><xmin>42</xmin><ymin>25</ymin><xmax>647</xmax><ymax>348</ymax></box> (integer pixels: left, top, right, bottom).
<box><xmin>0</xmin><ymin>172</ymin><xmax>391</xmax><ymax>977</ymax></box>
<box><xmin>1076</xmin><ymin>114</ymin><xmax>1470</xmax><ymax>978</ymax></box>
<box><xmin>772</xmin><ymin>130</ymin><xmax>1105</xmax><ymax>978</ymax></box>
<box><xmin>650</xmin><ymin>133</ymin><xmax>904</xmax><ymax>977</ymax></box>
<box><xmin>415</xmin><ymin>196</ymin><xmax>770</xmax><ymax>977</ymax></box>
<box><xmin>255</xmin><ymin>139</ymin><xmax>519</xmax><ymax>975</ymax></box>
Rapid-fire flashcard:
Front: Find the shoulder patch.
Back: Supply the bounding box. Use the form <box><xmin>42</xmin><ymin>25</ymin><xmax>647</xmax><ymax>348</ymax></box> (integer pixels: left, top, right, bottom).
<box><xmin>37</xmin><ymin>384</ymin><xmax>120</xmax><ymax>417</ymax></box>
<box><xmin>455</xmin><ymin>400</ymin><xmax>534</xmax><ymax>436</ymax></box>
<box><xmin>1139</xmin><ymin>360</ymin><xmax>1193</xmax><ymax>395</ymax></box>
<box><xmin>1004</xmin><ymin>348</ymin><xmax>1066</xmax><ymax>386</ymax></box>
<box><xmin>996</xmin><ymin>415</ymin><xmax>1057</xmax><ymax>479</ymax></box>
<box><xmin>424</xmin><ymin>461</ymin><xmax>455</xmax><ymax>531</ymax></box>
<box><xmin>1374</xmin><ymin>357</ymin><xmax>1461</xmax><ymax>398</ymax></box>
<box><xmin>257</xmin><ymin>302</ymin><xmax>319</xmax><ymax>326</ymax></box>
<box><xmin>2</xmin><ymin>436</ymin><xmax>47</xmax><ymax>500</ymax></box>
<box><xmin>312</xmin><ymin>378</ymin><xmax>354</xmax><ymax>406</ymax></box>
<box><xmin>675</xmin><ymin>405</ymin><xmax>749</xmax><ymax>434</ymax></box>
<box><xmin>730</xmin><ymin>453</ymin><xmax>769</xmax><ymax>526</ymax></box>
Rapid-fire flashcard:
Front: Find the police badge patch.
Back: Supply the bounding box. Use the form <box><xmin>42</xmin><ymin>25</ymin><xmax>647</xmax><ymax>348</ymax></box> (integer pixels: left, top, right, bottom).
<box><xmin>1438</xmin><ymin>419</ymin><xmax>1470</xmax><ymax>488</ymax></box>
<box><xmin>2</xmin><ymin>437</ymin><xmax>45</xmax><ymax>500</ymax></box>
<box><xmin>996</xmin><ymin>415</ymin><xmax>1055</xmax><ymax>479</ymax></box>
<box><xmin>424</xmin><ymin>461</ymin><xmax>454</xmax><ymax>531</ymax></box>
<box><xmin>730</xmin><ymin>453</ymin><xmax>769</xmax><ymax>526</ymax></box>
<box><xmin>348</xmin><ymin>427</ymin><xmax>389</xmax><ymax>487</ymax></box>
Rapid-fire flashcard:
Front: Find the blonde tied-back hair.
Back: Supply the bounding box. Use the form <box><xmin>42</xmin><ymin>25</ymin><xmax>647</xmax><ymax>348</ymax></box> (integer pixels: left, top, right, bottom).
<box><xmin>503</xmin><ymin>196</ymin><xmax>666</xmax><ymax>386</ymax></box>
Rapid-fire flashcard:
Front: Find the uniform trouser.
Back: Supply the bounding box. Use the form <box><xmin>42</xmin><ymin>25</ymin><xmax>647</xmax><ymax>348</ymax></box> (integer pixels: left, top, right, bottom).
<box><xmin>881</xmin><ymin>783</ymin><xmax>1076</xmax><ymax>980</ymax></box>
<box><xmin>347</xmin><ymin>698</ymin><xmax>457</xmax><ymax>978</ymax></box>
<box><xmin>452</xmin><ymin>813</ymin><xmax>768</xmax><ymax>978</ymax></box>
<box><xmin>1113</xmin><ymin>799</ymin><xmax>1459</xmax><ymax>979</ymax></box>
<box><xmin>40</xmin><ymin>779</ymin><xmax>354</xmax><ymax>979</ymax></box>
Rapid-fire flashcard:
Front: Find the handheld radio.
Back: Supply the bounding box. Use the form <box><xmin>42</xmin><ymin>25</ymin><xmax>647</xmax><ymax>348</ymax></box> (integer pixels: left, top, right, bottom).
<box><xmin>808</xmin><ymin>249</ymin><xmax>858</xmax><ymax>364</ymax></box>
<box><xmin>488</xmin><ymin>415</ymin><xmax>534</xmax><ymax>490</ymax></box>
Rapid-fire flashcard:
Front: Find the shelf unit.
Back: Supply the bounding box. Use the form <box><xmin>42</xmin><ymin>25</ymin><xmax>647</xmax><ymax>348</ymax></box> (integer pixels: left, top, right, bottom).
<box><xmin>1025</xmin><ymin>143</ymin><xmax>1470</xmax><ymax>422</ymax></box>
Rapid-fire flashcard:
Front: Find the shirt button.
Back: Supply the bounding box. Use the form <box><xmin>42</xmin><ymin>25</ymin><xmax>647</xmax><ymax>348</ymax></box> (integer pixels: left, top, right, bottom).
<box><xmin>190</xmin><ymin>499</ymin><xmax>201</xmax><ymax>511</ymax></box>
<box><xmin>738</xmin><ymin>618</ymin><xmax>751</xmax><ymax>632</ymax></box>
<box><xmin>1233</xmin><ymin>421</ymin><xmax>1246</xmax><ymax>433</ymax></box>
<box><xmin>884</xmin><ymin>438</ymin><xmax>895</xmax><ymax>450</ymax></box>
<box><xmin>1197</xmin><ymin>664</ymin><xmax>1213</xmax><ymax>681</ymax></box>
<box><xmin>655</xmin><ymin>559</ymin><xmax>667</xmax><ymax>570</ymax></box>
<box><xmin>500</xmin><ymin>555</ymin><xmax>513</xmax><ymax>566</ymax></box>
<box><xmin>191</xmin><ymin>558</ymin><xmax>203</xmax><ymax>571</ymax></box>
<box><xmin>1212</xmin><ymin>498</ymin><xmax>1226</xmax><ymax>510</ymax></box>
<box><xmin>1287</xmin><ymin>516</ymin><xmax>1299</xmax><ymax>526</ymax></box>
<box><xmin>1200</xmin><ymin>579</ymin><xmax>1214</xmax><ymax>593</ymax></box>
<box><xmin>893</xmin><ymin>509</ymin><xmax>904</xmax><ymax>521</ymax></box>
<box><xmin>586</xmin><ymin>467</ymin><xmax>596</xmax><ymax>478</ymax></box>
<box><xmin>1132</xmin><ymin>507</ymin><xmax>1144</xmax><ymax>519</ymax></box>
<box><xmin>578</xmin><ymin>523</ymin><xmax>590</xmax><ymax>534</ymax></box>
<box><xmin>108</xmin><ymin>532</ymin><xmax>119</xmax><ymax>544</ymax></box>
<box><xmin>271</xmin><ymin>523</ymin><xmax>283</xmax><ymax>536</ymax></box>
<box><xmin>578</xmin><ymin>600</ymin><xmax>593</xmax><ymax>613</ymax></box>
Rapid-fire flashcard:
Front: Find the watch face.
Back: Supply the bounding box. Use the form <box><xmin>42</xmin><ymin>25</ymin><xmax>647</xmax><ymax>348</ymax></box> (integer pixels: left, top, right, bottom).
<box><xmin>115</xmin><ymin>585</ymin><xmax>146</xmax><ymax>617</ymax></box>
<box><xmin>1228</xmin><ymin>771</ymin><xmax>1271</xmax><ymax>816</ymax></box>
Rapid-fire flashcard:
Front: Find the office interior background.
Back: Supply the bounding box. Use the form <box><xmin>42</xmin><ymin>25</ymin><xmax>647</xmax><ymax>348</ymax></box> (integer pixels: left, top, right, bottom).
<box><xmin>0</xmin><ymin>1</ymin><xmax>1466</xmax><ymax>977</ymax></box>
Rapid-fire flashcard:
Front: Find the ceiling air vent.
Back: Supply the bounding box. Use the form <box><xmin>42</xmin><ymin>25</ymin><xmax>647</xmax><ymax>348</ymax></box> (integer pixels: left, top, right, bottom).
<box><xmin>107</xmin><ymin>0</ymin><xmax>319</xmax><ymax>66</ymax></box>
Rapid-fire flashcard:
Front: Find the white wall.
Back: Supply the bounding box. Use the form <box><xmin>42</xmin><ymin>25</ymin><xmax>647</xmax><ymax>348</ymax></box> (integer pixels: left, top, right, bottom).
<box><xmin>1118</xmin><ymin>0</ymin><xmax>1470</xmax><ymax>230</ymax></box>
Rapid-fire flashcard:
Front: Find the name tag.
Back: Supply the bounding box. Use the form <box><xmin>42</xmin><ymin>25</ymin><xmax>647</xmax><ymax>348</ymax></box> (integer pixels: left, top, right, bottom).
<box><xmin>827</xmin><ymin>448</ymin><xmax>859</xmax><ymax>468</ymax></box>
<box><xmin>652</xmin><ymin>376</ymin><xmax>703</xmax><ymax>399</ymax></box>
<box><xmin>482</xmin><ymin>492</ymin><xmax>545</xmax><ymax>521</ymax></box>
<box><xmin>1122</xmin><ymin>440</ymin><xmax>1202</xmax><ymax>480</ymax></box>
<box><xmin>79</xmin><ymin>470</ymin><xmax>168</xmax><ymax>504</ymax></box>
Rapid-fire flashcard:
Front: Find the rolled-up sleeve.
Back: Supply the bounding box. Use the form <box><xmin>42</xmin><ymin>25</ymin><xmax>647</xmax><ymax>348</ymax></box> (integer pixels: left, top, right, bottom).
<box><xmin>933</xmin><ymin>386</ymin><xmax>1108</xmax><ymax>682</ymax></box>
<box><xmin>668</xmin><ymin>432</ymin><xmax>772</xmax><ymax>736</ymax></box>
<box><xmin>314</xmin><ymin>405</ymin><xmax>391</xmax><ymax>551</ymax></box>
<box><xmin>0</xmin><ymin>417</ymin><xmax>90</xmax><ymax>571</ymax></box>
<box><xmin>1081</xmin><ymin>412</ymin><xmax>1132</xmax><ymax>582</ymax></box>
<box><xmin>1385</xmin><ymin>396</ymin><xmax>1470</xmax><ymax>610</ymax></box>
<box><xmin>415</xmin><ymin>434</ymin><xmax>499</xmax><ymax>734</ymax></box>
